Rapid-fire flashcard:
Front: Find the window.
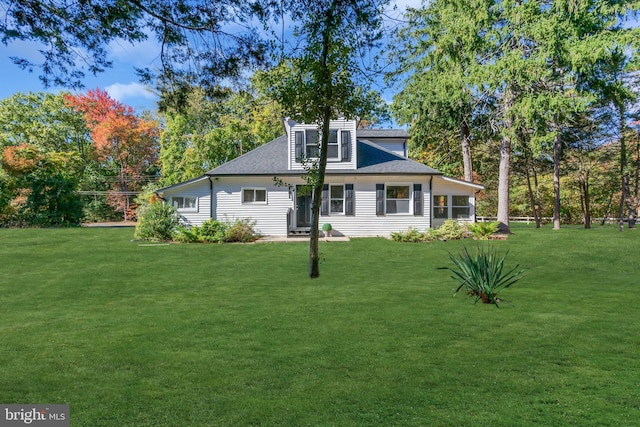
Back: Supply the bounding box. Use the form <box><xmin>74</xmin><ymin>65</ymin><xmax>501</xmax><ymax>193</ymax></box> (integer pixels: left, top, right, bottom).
<box><xmin>452</xmin><ymin>195</ymin><xmax>470</xmax><ymax>218</ymax></box>
<box><xmin>330</xmin><ymin>185</ymin><xmax>344</xmax><ymax>214</ymax></box>
<box><xmin>242</xmin><ymin>188</ymin><xmax>267</xmax><ymax>204</ymax></box>
<box><xmin>327</xmin><ymin>130</ymin><xmax>339</xmax><ymax>159</ymax></box>
<box><xmin>172</xmin><ymin>196</ymin><xmax>197</xmax><ymax>211</ymax></box>
<box><xmin>305</xmin><ymin>129</ymin><xmax>319</xmax><ymax>158</ymax></box>
<box><xmin>386</xmin><ymin>185</ymin><xmax>411</xmax><ymax>214</ymax></box>
<box><xmin>433</xmin><ymin>195</ymin><xmax>448</xmax><ymax>219</ymax></box>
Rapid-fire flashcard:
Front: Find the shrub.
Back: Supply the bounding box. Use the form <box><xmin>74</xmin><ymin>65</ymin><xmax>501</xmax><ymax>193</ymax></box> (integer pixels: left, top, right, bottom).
<box><xmin>134</xmin><ymin>202</ymin><xmax>180</xmax><ymax>241</ymax></box>
<box><xmin>467</xmin><ymin>221</ymin><xmax>500</xmax><ymax>240</ymax></box>
<box><xmin>174</xmin><ymin>226</ymin><xmax>202</xmax><ymax>243</ymax></box>
<box><xmin>447</xmin><ymin>245</ymin><xmax>525</xmax><ymax>307</ymax></box>
<box><xmin>432</xmin><ymin>219</ymin><xmax>467</xmax><ymax>240</ymax></box>
<box><xmin>391</xmin><ymin>227</ymin><xmax>428</xmax><ymax>242</ymax></box>
<box><xmin>223</xmin><ymin>218</ymin><xmax>257</xmax><ymax>243</ymax></box>
<box><xmin>200</xmin><ymin>219</ymin><xmax>227</xmax><ymax>243</ymax></box>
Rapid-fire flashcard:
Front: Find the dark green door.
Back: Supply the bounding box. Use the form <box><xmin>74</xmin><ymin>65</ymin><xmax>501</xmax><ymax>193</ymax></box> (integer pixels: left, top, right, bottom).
<box><xmin>296</xmin><ymin>186</ymin><xmax>312</xmax><ymax>228</ymax></box>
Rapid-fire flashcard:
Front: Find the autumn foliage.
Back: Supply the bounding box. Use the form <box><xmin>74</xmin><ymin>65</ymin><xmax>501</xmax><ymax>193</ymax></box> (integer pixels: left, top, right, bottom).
<box><xmin>64</xmin><ymin>89</ymin><xmax>159</xmax><ymax>218</ymax></box>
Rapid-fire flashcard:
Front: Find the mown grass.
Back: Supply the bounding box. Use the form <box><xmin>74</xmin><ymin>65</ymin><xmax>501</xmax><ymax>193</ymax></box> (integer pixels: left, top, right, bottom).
<box><xmin>0</xmin><ymin>225</ymin><xmax>639</xmax><ymax>426</ymax></box>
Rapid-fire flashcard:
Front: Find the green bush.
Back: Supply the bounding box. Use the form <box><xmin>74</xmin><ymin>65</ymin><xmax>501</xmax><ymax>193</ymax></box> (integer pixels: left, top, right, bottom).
<box><xmin>432</xmin><ymin>219</ymin><xmax>467</xmax><ymax>240</ymax></box>
<box><xmin>134</xmin><ymin>202</ymin><xmax>180</xmax><ymax>241</ymax></box>
<box><xmin>391</xmin><ymin>227</ymin><xmax>429</xmax><ymax>242</ymax></box>
<box><xmin>467</xmin><ymin>221</ymin><xmax>500</xmax><ymax>240</ymax></box>
<box><xmin>200</xmin><ymin>219</ymin><xmax>228</xmax><ymax>243</ymax></box>
<box><xmin>174</xmin><ymin>226</ymin><xmax>202</xmax><ymax>243</ymax></box>
<box><xmin>223</xmin><ymin>218</ymin><xmax>258</xmax><ymax>243</ymax></box>
<box><xmin>447</xmin><ymin>245</ymin><xmax>525</xmax><ymax>307</ymax></box>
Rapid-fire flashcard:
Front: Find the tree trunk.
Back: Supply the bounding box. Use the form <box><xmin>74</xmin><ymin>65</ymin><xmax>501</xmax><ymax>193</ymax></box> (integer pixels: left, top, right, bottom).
<box><xmin>581</xmin><ymin>169</ymin><xmax>591</xmax><ymax>229</ymax></box>
<box><xmin>533</xmin><ymin>160</ymin><xmax>543</xmax><ymax>228</ymax></box>
<box><xmin>618</xmin><ymin>102</ymin><xmax>636</xmax><ymax>230</ymax></box>
<box><xmin>524</xmin><ymin>148</ymin><xmax>540</xmax><ymax>228</ymax></box>
<box><xmin>497</xmin><ymin>90</ymin><xmax>514</xmax><ymax>234</ymax></box>
<box><xmin>461</xmin><ymin>119</ymin><xmax>473</xmax><ymax>182</ymax></box>
<box><xmin>552</xmin><ymin>129</ymin><xmax>562</xmax><ymax>230</ymax></box>
<box><xmin>308</xmin><ymin>2</ymin><xmax>335</xmax><ymax>278</ymax></box>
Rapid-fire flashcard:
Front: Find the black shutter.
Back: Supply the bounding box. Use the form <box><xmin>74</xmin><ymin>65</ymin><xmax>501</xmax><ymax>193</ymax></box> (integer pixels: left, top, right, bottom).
<box><xmin>295</xmin><ymin>131</ymin><xmax>304</xmax><ymax>161</ymax></box>
<box><xmin>376</xmin><ymin>184</ymin><xmax>385</xmax><ymax>216</ymax></box>
<box><xmin>321</xmin><ymin>184</ymin><xmax>329</xmax><ymax>216</ymax></box>
<box><xmin>345</xmin><ymin>184</ymin><xmax>354</xmax><ymax>216</ymax></box>
<box><xmin>413</xmin><ymin>183</ymin><xmax>423</xmax><ymax>216</ymax></box>
<box><xmin>341</xmin><ymin>130</ymin><xmax>351</xmax><ymax>162</ymax></box>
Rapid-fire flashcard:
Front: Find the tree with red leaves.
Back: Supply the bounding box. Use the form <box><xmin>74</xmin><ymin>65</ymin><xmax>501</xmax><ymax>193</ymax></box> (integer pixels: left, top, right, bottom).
<box><xmin>65</xmin><ymin>89</ymin><xmax>160</xmax><ymax>220</ymax></box>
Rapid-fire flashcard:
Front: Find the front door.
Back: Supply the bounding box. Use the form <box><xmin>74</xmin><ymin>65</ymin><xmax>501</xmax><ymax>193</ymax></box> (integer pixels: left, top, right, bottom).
<box><xmin>296</xmin><ymin>185</ymin><xmax>312</xmax><ymax>228</ymax></box>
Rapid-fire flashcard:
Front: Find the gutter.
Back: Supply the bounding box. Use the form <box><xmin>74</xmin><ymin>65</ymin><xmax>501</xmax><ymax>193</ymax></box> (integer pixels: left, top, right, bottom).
<box><xmin>429</xmin><ymin>175</ymin><xmax>433</xmax><ymax>228</ymax></box>
<box><xmin>208</xmin><ymin>176</ymin><xmax>214</xmax><ymax>219</ymax></box>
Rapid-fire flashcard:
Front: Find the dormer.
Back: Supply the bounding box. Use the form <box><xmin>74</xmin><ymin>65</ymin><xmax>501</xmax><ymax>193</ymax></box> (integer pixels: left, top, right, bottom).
<box><xmin>285</xmin><ymin>118</ymin><xmax>358</xmax><ymax>171</ymax></box>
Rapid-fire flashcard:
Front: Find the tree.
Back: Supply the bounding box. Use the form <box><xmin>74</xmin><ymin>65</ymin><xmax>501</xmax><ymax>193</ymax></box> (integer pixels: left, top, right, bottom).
<box><xmin>1</xmin><ymin>144</ymin><xmax>83</xmax><ymax>225</ymax></box>
<box><xmin>65</xmin><ymin>89</ymin><xmax>160</xmax><ymax>219</ymax></box>
<box><xmin>391</xmin><ymin>0</ymin><xmax>490</xmax><ymax>182</ymax></box>
<box><xmin>0</xmin><ymin>0</ymin><xmax>268</xmax><ymax>102</ymax></box>
<box><xmin>267</xmin><ymin>0</ymin><xmax>389</xmax><ymax>278</ymax></box>
<box><xmin>159</xmin><ymin>78</ymin><xmax>283</xmax><ymax>186</ymax></box>
<box><xmin>394</xmin><ymin>0</ymin><xmax>640</xmax><ymax>233</ymax></box>
<box><xmin>0</xmin><ymin>91</ymin><xmax>92</xmax><ymax>225</ymax></box>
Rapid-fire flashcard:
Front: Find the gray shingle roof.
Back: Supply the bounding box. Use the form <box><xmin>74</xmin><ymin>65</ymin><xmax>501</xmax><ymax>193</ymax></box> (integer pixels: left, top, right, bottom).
<box><xmin>356</xmin><ymin>129</ymin><xmax>409</xmax><ymax>139</ymax></box>
<box><xmin>204</xmin><ymin>134</ymin><xmax>441</xmax><ymax>176</ymax></box>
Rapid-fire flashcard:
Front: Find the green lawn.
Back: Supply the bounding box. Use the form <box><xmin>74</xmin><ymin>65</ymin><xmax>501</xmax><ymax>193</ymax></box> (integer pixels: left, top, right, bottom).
<box><xmin>1</xmin><ymin>225</ymin><xmax>639</xmax><ymax>426</ymax></box>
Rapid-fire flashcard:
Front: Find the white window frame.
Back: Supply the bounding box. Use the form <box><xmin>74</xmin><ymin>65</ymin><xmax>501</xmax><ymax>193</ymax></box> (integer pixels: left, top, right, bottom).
<box><xmin>329</xmin><ymin>184</ymin><xmax>345</xmax><ymax>214</ymax></box>
<box><xmin>242</xmin><ymin>188</ymin><xmax>267</xmax><ymax>204</ymax></box>
<box><xmin>327</xmin><ymin>130</ymin><xmax>339</xmax><ymax>160</ymax></box>
<box><xmin>305</xmin><ymin>129</ymin><xmax>319</xmax><ymax>158</ymax></box>
<box><xmin>385</xmin><ymin>183</ymin><xmax>412</xmax><ymax>215</ymax></box>
<box><xmin>302</xmin><ymin>128</ymin><xmax>342</xmax><ymax>160</ymax></box>
<box><xmin>171</xmin><ymin>196</ymin><xmax>197</xmax><ymax>212</ymax></box>
<box><xmin>452</xmin><ymin>195</ymin><xmax>471</xmax><ymax>219</ymax></box>
<box><xmin>433</xmin><ymin>195</ymin><xmax>449</xmax><ymax>219</ymax></box>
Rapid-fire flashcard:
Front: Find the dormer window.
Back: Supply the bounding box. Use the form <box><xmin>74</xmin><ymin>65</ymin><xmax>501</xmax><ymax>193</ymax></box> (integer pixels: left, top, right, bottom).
<box><xmin>305</xmin><ymin>129</ymin><xmax>319</xmax><ymax>158</ymax></box>
<box><xmin>295</xmin><ymin>129</ymin><xmax>351</xmax><ymax>162</ymax></box>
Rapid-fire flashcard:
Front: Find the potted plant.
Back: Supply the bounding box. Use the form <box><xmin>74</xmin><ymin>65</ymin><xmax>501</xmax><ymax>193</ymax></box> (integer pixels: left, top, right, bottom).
<box><xmin>322</xmin><ymin>223</ymin><xmax>333</xmax><ymax>237</ymax></box>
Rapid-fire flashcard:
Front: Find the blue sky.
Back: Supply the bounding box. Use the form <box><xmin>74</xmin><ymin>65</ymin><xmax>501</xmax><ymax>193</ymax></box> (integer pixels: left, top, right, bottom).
<box><xmin>0</xmin><ymin>1</ymin><xmax>421</xmax><ymax>114</ymax></box>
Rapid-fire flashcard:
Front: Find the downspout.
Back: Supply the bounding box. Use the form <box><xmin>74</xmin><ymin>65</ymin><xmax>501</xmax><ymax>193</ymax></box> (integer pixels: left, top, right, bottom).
<box><xmin>208</xmin><ymin>176</ymin><xmax>214</xmax><ymax>220</ymax></box>
<box><xmin>429</xmin><ymin>175</ymin><xmax>433</xmax><ymax>228</ymax></box>
<box><xmin>474</xmin><ymin>189</ymin><xmax>481</xmax><ymax>223</ymax></box>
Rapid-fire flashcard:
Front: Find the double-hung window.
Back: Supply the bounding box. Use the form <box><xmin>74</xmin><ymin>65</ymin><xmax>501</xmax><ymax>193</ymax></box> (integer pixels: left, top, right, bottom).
<box><xmin>305</xmin><ymin>129</ymin><xmax>319</xmax><ymax>158</ymax></box>
<box><xmin>433</xmin><ymin>195</ymin><xmax>448</xmax><ymax>219</ymax></box>
<box><xmin>452</xmin><ymin>196</ymin><xmax>470</xmax><ymax>218</ymax></box>
<box><xmin>330</xmin><ymin>185</ymin><xmax>344</xmax><ymax>214</ymax></box>
<box><xmin>242</xmin><ymin>188</ymin><xmax>267</xmax><ymax>204</ymax></box>
<box><xmin>327</xmin><ymin>130</ymin><xmax>339</xmax><ymax>159</ymax></box>
<box><xmin>172</xmin><ymin>196</ymin><xmax>197</xmax><ymax>211</ymax></box>
<box><xmin>386</xmin><ymin>185</ymin><xmax>411</xmax><ymax>214</ymax></box>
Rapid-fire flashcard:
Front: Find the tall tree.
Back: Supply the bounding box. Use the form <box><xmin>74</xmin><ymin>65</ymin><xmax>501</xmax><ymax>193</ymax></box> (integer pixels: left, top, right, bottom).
<box><xmin>394</xmin><ymin>0</ymin><xmax>640</xmax><ymax>233</ymax></box>
<box><xmin>159</xmin><ymin>78</ymin><xmax>283</xmax><ymax>186</ymax></box>
<box><xmin>268</xmin><ymin>0</ymin><xmax>389</xmax><ymax>278</ymax></box>
<box><xmin>0</xmin><ymin>91</ymin><xmax>91</xmax><ymax>225</ymax></box>
<box><xmin>391</xmin><ymin>0</ymin><xmax>491</xmax><ymax>182</ymax></box>
<box><xmin>65</xmin><ymin>89</ymin><xmax>159</xmax><ymax>219</ymax></box>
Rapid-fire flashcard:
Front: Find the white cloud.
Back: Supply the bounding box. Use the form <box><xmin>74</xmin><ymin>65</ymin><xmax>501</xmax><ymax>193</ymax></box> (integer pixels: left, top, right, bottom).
<box><xmin>105</xmin><ymin>82</ymin><xmax>155</xmax><ymax>102</ymax></box>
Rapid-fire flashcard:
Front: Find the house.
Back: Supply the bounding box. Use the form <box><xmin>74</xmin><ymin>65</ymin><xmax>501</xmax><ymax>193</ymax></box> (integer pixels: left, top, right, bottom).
<box><xmin>155</xmin><ymin>118</ymin><xmax>484</xmax><ymax>237</ymax></box>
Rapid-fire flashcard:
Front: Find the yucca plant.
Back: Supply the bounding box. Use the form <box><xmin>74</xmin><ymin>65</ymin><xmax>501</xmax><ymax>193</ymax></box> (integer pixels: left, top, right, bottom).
<box><xmin>448</xmin><ymin>245</ymin><xmax>525</xmax><ymax>307</ymax></box>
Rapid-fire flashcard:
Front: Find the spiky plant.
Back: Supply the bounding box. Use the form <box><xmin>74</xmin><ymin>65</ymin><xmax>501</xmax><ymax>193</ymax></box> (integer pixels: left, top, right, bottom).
<box><xmin>448</xmin><ymin>245</ymin><xmax>525</xmax><ymax>307</ymax></box>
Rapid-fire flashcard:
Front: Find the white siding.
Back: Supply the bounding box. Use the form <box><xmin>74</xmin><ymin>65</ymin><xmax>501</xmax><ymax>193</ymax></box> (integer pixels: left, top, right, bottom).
<box><xmin>318</xmin><ymin>176</ymin><xmax>432</xmax><ymax>237</ymax></box>
<box><xmin>161</xmin><ymin>179</ymin><xmax>212</xmax><ymax>226</ymax></box>
<box><xmin>287</xmin><ymin>118</ymin><xmax>357</xmax><ymax>171</ymax></box>
<box><xmin>431</xmin><ymin>176</ymin><xmax>479</xmax><ymax>228</ymax></box>
<box><xmin>161</xmin><ymin>174</ymin><xmax>480</xmax><ymax>237</ymax></box>
<box><xmin>369</xmin><ymin>141</ymin><xmax>407</xmax><ymax>158</ymax></box>
<box><xmin>214</xmin><ymin>177</ymin><xmax>294</xmax><ymax>236</ymax></box>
